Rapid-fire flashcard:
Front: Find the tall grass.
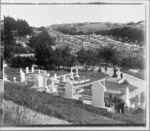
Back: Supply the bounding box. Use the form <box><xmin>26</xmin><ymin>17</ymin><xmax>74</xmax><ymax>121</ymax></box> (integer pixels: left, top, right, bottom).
<box><xmin>4</xmin><ymin>82</ymin><xmax>145</xmax><ymax>125</ymax></box>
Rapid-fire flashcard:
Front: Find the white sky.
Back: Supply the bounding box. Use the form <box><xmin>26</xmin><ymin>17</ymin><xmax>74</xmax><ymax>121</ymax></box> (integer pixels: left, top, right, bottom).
<box><xmin>1</xmin><ymin>4</ymin><xmax>145</xmax><ymax>27</ymax></box>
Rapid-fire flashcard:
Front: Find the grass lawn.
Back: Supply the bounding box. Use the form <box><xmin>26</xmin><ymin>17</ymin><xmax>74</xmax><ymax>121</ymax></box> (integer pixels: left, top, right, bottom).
<box><xmin>4</xmin><ymin>82</ymin><xmax>146</xmax><ymax>125</ymax></box>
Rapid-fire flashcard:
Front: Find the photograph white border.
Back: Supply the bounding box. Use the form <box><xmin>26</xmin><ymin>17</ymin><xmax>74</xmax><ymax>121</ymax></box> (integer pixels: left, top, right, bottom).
<box><xmin>0</xmin><ymin>0</ymin><xmax>149</xmax><ymax>130</ymax></box>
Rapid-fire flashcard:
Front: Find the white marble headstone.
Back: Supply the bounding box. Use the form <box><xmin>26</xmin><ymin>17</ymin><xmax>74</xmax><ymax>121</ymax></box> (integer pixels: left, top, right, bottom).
<box><xmin>26</xmin><ymin>67</ymin><xmax>29</xmax><ymax>74</ymax></box>
<box><xmin>117</xmin><ymin>70</ymin><xmax>121</xmax><ymax>79</ymax></box>
<box><xmin>62</xmin><ymin>75</ymin><xmax>67</xmax><ymax>82</ymax></box>
<box><xmin>126</xmin><ymin>87</ymin><xmax>130</xmax><ymax>108</ymax></box>
<box><xmin>91</xmin><ymin>81</ymin><xmax>107</xmax><ymax>108</ymax></box>
<box><xmin>20</xmin><ymin>70</ymin><xmax>25</xmax><ymax>83</ymax></box>
<box><xmin>13</xmin><ymin>77</ymin><xmax>16</xmax><ymax>82</ymax></box>
<box><xmin>54</xmin><ymin>73</ymin><xmax>57</xmax><ymax>81</ymax></box>
<box><xmin>70</xmin><ymin>71</ymin><xmax>74</xmax><ymax>80</ymax></box>
<box><xmin>38</xmin><ymin>74</ymin><xmax>44</xmax><ymax>88</ymax></box>
<box><xmin>31</xmin><ymin>66</ymin><xmax>34</xmax><ymax>73</ymax></box>
<box><xmin>65</xmin><ymin>82</ymin><xmax>74</xmax><ymax>98</ymax></box>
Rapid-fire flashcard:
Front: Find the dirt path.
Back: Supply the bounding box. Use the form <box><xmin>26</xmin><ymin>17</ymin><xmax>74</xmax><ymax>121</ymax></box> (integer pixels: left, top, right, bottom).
<box><xmin>2</xmin><ymin>100</ymin><xmax>71</xmax><ymax>125</ymax></box>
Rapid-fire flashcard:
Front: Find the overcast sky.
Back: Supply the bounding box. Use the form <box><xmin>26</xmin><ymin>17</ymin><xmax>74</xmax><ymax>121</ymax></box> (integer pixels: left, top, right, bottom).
<box><xmin>1</xmin><ymin>4</ymin><xmax>145</xmax><ymax>27</ymax></box>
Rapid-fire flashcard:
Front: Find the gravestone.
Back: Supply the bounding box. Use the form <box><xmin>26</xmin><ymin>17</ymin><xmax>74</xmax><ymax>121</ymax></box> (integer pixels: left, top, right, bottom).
<box><xmin>54</xmin><ymin>73</ymin><xmax>57</xmax><ymax>81</ymax></box>
<box><xmin>51</xmin><ymin>80</ymin><xmax>58</xmax><ymax>94</ymax></box>
<box><xmin>117</xmin><ymin>70</ymin><xmax>121</xmax><ymax>79</ymax></box>
<box><xmin>26</xmin><ymin>67</ymin><xmax>29</xmax><ymax>74</ymax></box>
<box><xmin>91</xmin><ymin>81</ymin><xmax>107</xmax><ymax>108</ymax></box>
<box><xmin>31</xmin><ymin>66</ymin><xmax>34</xmax><ymax>73</ymax></box>
<box><xmin>46</xmin><ymin>78</ymin><xmax>51</xmax><ymax>92</ymax></box>
<box><xmin>38</xmin><ymin>69</ymin><xmax>40</xmax><ymax>74</ymax></box>
<box><xmin>20</xmin><ymin>70</ymin><xmax>25</xmax><ymax>83</ymax></box>
<box><xmin>65</xmin><ymin>82</ymin><xmax>74</xmax><ymax>98</ymax></box>
<box><xmin>70</xmin><ymin>71</ymin><xmax>74</xmax><ymax>80</ymax></box>
<box><xmin>13</xmin><ymin>77</ymin><xmax>16</xmax><ymax>82</ymax></box>
<box><xmin>38</xmin><ymin>74</ymin><xmax>44</xmax><ymax>88</ymax></box>
<box><xmin>126</xmin><ymin>87</ymin><xmax>130</xmax><ymax>108</ymax></box>
<box><xmin>75</xmin><ymin>68</ymin><xmax>80</xmax><ymax>78</ymax></box>
<box><xmin>62</xmin><ymin>75</ymin><xmax>67</xmax><ymax>82</ymax></box>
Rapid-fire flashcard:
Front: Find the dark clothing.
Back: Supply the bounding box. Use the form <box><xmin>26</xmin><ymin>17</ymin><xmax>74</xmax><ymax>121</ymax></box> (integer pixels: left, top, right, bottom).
<box><xmin>114</xmin><ymin>96</ymin><xmax>125</xmax><ymax>114</ymax></box>
<box><xmin>120</xmin><ymin>73</ymin><xmax>123</xmax><ymax>79</ymax></box>
<box><xmin>105</xmin><ymin>67</ymin><xmax>107</xmax><ymax>72</ymax></box>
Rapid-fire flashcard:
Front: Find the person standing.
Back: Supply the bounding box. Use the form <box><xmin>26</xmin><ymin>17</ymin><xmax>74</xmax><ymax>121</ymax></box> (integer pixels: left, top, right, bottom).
<box><xmin>105</xmin><ymin>66</ymin><xmax>107</xmax><ymax>73</ymax></box>
<box><xmin>120</xmin><ymin>73</ymin><xmax>123</xmax><ymax>79</ymax></box>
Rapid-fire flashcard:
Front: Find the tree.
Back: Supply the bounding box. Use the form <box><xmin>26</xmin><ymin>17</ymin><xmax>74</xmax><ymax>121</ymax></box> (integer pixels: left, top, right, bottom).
<box><xmin>16</xmin><ymin>19</ymin><xmax>32</xmax><ymax>36</ymax></box>
<box><xmin>31</xmin><ymin>31</ymin><xmax>55</xmax><ymax>68</ymax></box>
<box><xmin>53</xmin><ymin>48</ymin><xmax>62</xmax><ymax>69</ymax></box>
<box><xmin>61</xmin><ymin>46</ymin><xmax>75</xmax><ymax>68</ymax></box>
<box><xmin>4</xmin><ymin>16</ymin><xmax>17</xmax><ymax>43</ymax></box>
<box><xmin>77</xmin><ymin>47</ymin><xmax>89</xmax><ymax>66</ymax></box>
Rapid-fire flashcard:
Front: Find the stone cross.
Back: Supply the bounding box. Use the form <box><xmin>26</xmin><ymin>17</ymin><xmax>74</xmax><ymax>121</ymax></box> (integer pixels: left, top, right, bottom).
<box><xmin>65</xmin><ymin>81</ymin><xmax>74</xmax><ymax>98</ymax></box>
<box><xmin>91</xmin><ymin>81</ymin><xmax>107</xmax><ymax>108</ymax></box>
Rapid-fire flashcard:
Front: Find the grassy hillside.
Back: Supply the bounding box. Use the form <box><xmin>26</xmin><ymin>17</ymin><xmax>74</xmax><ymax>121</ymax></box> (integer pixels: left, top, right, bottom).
<box><xmin>49</xmin><ymin>21</ymin><xmax>144</xmax><ymax>34</ymax></box>
<box><xmin>4</xmin><ymin>82</ymin><xmax>145</xmax><ymax>125</ymax></box>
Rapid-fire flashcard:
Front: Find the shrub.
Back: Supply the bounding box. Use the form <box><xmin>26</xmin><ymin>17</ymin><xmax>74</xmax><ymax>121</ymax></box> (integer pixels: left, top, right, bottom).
<box><xmin>123</xmin><ymin>80</ymin><xmax>130</xmax><ymax>84</ymax></box>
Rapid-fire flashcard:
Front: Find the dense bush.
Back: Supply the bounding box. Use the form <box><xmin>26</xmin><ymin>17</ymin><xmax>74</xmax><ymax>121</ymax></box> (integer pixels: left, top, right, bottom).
<box><xmin>9</xmin><ymin>56</ymin><xmax>36</xmax><ymax>68</ymax></box>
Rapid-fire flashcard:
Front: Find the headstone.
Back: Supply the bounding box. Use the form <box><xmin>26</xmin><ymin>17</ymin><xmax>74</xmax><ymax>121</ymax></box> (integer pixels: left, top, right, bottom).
<box><xmin>13</xmin><ymin>77</ymin><xmax>16</xmax><ymax>82</ymax></box>
<box><xmin>65</xmin><ymin>82</ymin><xmax>74</xmax><ymax>98</ymax></box>
<box><xmin>31</xmin><ymin>66</ymin><xmax>34</xmax><ymax>73</ymax></box>
<box><xmin>20</xmin><ymin>70</ymin><xmax>25</xmax><ymax>83</ymax></box>
<box><xmin>75</xmin><ymin>68</ymin><xmax>80</xmax><ymax>78</ymax></box>
<box><xmin>46</xmin><ymin>79</ymin><xmax>51</xmax><ymax>92</ymax></box>
<box><xmin>44</xmin><ymin>70</ymin><xmax>47</xmax><ymax>74</ymax></box>
<box><xmin>117</xmin><ymin>70</ymin><xmax>121</xmax><ymax>79</ymax></box>
<box><xmin>26</xmin><ymin>67</ymin><xmax>29</xmax><ymax>74</ymax></box>
<box><xmin>51</xmin><ymin>80</ymin><xmax>58</xmax><ymax>94</ymax></box>
<box><xmin>54</xmin><ymin>73</ymin><xmax>57</xmax><ymax>81</ymax></box>
<box><xmin>91</xmin><ymin>81</ymin><xmax>107</xmax><ymax>108</ymax></box>
<box><xmin>62</xmin><ymin>75</ymin><xmax>67</xmax><ymax>82</ymax></box>
<box><xmin>70</xmin><ymin>71</ymin><xmax>74</xmax><ymax>80</ymax></box>
<box><xmin>126</xmin><ymin>87</ymin><xmax>130</xmax><ymax>108</ymax></box>
<box><xmin>47</xmin><ymin>73</ymin><xmax>50</xmax><ymax>77</ymax></box>
<box><xmin>38</xmin><ymin>74</ymin><xmax>44</xmax><ymax>88</ymax></box>
<box><xmin>38</xmin><ymin>69</ymin><xmax>40</xmax><ymax>74</ymax></box>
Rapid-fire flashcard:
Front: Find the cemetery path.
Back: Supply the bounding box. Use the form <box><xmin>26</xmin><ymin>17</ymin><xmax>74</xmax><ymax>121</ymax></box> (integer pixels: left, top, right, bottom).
<box><xmin>80</xmin><ymin>66</ymin><xmax>146</xmax><ymax>91</ymax></box>
<box><xmin>97</xmin><ymin>67</ymin><xmax>146</xmax><ymax>91</ymax></box>
<box><xmin>120</xmin><ymin>88</ymin><xmax>144</xmax><ymax>101</ymax></box>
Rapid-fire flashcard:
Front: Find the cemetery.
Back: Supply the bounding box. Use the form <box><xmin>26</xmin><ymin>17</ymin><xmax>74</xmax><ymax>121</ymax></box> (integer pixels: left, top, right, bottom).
<box><xmin>3</xmin><ymin>64</ymin><xmax>146</xmax><ymax>124</ymax></box>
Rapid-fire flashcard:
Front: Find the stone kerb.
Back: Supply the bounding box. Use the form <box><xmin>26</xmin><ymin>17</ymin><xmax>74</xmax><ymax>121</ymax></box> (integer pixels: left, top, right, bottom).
<box><xmin>91</xmin><ymin>81</ymin><xmax>107</xmax><ymax>108</ymax></box>
<box><xmin>65</xmin><ymin>82</ymin><xmax>74</xmax><ymax>98</ymax></box>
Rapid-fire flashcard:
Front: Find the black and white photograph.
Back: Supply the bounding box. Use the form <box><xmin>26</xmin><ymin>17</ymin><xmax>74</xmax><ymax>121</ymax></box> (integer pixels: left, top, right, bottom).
<box><xmin>0</xmin><ymin>0</ymin><xmax>149</xmax><ymax>130</ymax></box>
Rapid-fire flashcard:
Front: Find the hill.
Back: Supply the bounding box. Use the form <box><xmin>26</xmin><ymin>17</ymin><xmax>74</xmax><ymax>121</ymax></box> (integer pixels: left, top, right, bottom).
<box><xmin>47</xmin><ymin>21</ymin><xmax>144</xmax><ymax>34</ymax></box>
